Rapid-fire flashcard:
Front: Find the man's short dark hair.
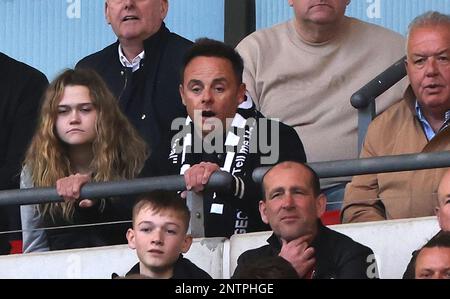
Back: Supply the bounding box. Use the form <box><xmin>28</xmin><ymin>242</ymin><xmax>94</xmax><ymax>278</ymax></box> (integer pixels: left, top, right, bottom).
<box><xmin>180</xmin><ymin>38</ymin><xmax>244</xmax><ymax>84</ymax></box>
<box><xmin>132</xmin><ymin>191</ymin><xmax>190</xmax><ymax>232</ymax></box>
<box><xmin>234</xmin><ymin>256</ymin><xmax>299</xmax><ymax>279</ymax></box>
<box><xmin>404</xmin><ymin>231</ymin><xmax>450</xmax><ymax>279</ymax></box>
<box><xmin>421</xmin><ymin>231</ymin><xmax>450</xmax><ymax>250</ymax></box>
<box><xmin>261</xmin><ymin>161</ymin><xmax>321</xmax><ymax>200</ymax></box>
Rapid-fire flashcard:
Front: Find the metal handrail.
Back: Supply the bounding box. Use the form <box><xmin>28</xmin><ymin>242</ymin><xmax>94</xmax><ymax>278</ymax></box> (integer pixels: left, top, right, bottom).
<box><xmin>350</xmin><ymin>56</ymin><xmax>407</xmax><ymax>109</ymax></box>
<box><xmin>4</xmin><ymin>151</ymin><xmax>450</xmax><ymax>205</ymax></box>
<box><xmin>0</xmin><ymin>172</ymin><xmax>234</xmax><ymax>206</ymax></box>
<box><xmin>252</xmin><ymin>151</ymin><xmax>450</xmax><ymax>183</ymax></box>
<box><xmin>350</xmin><ymin>56</ymin><xmax>407</xmax><ymax>154</ymax></box>
<box><xmin>3</xmin><ymin>151</ymin><xmax>450</xmax><ymax>238</ymax></box>
<box><xmin>0</xmin><ymin>172</ymin><xmax>234</xmax><ymax>238</ymax></box>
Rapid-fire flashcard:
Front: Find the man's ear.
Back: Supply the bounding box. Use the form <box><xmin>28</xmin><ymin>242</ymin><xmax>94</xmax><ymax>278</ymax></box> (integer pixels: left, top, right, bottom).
<box><xmin>436</xmin><ymin>206</ymin><xmax>441</xmax><ymax>223</ymax></box>
<box><xmin>105</xmin><ymin>1</ymin><xmax>111</xmax><ymax>25</ymax></box>
<box><xmin>161</xmin><ymin>0</ymin><xmax>169</xmax><ymax>20</ymax></box>
<box><xmin>126</xmin><ymin>228</ymin><xmax>136</xmax><ymax>250</ymax></box>
<box><xmin>259</xmin><ymin>200</ymin><xmax>269</xmax><ymax>224</ymax></box>
<box><xmin>181</xmin><ymin>235</ymin><xmax>193</xmax><ymax>253</ymax></box>
<box><xmin>237</xmin><ymin>83</ymin><xmax>246</xmax><ymax>105</ymax></box>
<box><xmin>316</xmin><ymin>194</ymin><xmax>327</xmax><ymax>219</ymax></box>
<box><xmin>179</xmin><ymin>84</ymin><xmax>186</xmax><ymax>106</ymax></box>
<box><xmin>404</xmin><ymin>58</ymin><xmax>411</xmax><ymax>80</ymax></box>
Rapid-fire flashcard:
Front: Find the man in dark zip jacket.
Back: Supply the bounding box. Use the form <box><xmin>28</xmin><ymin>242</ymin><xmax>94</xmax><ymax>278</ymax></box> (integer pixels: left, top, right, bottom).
<box><xmin>76</xmin><ymin>0</ymin><xmax>192</xmax><ymax>150</ymax></box>
<box><xmin>233</xmin><ymin>162</ymin><xmax>377</xmax><ymax>279</ymax></box>
<box><xmin>0</xmin><ymin>52</ymin><xmax>48</xmax><ymax>254</ymax></box>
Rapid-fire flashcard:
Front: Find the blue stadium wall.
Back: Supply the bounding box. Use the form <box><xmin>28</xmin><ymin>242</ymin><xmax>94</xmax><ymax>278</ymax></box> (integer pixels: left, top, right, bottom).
<box><xmin>0</xmin><ymin>0</ymin><xmax>449</xmax><ymax>80</ymax></box>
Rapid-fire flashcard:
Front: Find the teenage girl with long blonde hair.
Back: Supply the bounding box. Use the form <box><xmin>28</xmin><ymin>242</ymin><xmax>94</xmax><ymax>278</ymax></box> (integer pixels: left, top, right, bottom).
<box><xmin>21</xmin><ymin>69</ymin><xmax>148</xmax><ymax>252</ymax></box>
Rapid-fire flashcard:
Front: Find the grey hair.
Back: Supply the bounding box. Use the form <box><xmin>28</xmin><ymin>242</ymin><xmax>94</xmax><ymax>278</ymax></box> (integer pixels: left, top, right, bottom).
<box><xmin>406</xmin><ymin>11</ymin><xmax>450</xmax><ymax>53</ymax></box>
<box><xmin>407</xmin><ymin>11</ymin><xmax>450</xmax><ymax>37</ymax></box>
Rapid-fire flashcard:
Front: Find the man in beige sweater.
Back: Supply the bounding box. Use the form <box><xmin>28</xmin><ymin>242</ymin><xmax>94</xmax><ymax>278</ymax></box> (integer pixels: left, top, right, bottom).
<box><xmin>342</xmin><ymin>11</ymin><xmax>450</xmax><ymax>223</ymax></box>
<box><xmin>236</xmin><ymin>0</ymin><xmax>407</xmax><ymax>209</ymax></box>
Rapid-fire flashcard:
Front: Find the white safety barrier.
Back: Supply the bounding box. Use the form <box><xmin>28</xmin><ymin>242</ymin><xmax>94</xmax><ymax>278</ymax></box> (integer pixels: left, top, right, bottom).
<box><xmin>0</xmin><ymin>217</ymin><xmax>440</xmax><ymax>279</ymax></box>
<box><xmin>227</xmin><ymin>217</ymin><xmax>440</xmax><ymax>279</ymax></box>
<box><xmin>0</xmin><ymin>237</ymin><xmax>226</xmax><ymax>279</ymax></box>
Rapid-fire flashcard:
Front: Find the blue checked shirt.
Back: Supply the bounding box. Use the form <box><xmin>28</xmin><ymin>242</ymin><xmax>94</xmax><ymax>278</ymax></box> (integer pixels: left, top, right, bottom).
<box><xmin>415</xmin><ymin>101</ymin><xmax>450</xmax><ymax>141</ymax></box>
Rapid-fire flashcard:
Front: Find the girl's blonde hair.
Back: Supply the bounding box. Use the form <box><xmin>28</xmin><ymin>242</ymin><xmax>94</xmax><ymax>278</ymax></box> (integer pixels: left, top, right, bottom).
<box><xmin>24</xmin><ymin>69</ymin><xmax>148</xmax><ymax>222</ymax></box>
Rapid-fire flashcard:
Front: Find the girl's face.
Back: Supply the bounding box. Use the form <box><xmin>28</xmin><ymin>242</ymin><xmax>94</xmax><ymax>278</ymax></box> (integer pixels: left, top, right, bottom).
<box><xmin>55</xmin><ymin>85</ymin><xmax>98</xmax><ymax>147</ymax></box>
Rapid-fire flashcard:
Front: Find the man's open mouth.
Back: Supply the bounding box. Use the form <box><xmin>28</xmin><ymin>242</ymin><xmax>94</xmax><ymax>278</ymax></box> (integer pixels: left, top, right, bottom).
<box><xmin>202</xmin><ymin>111</ymin><xmax>215</xmax><ymax>117</ymax></box>
<box><xmin>122</xmin><ymin>16</ymin><xmax>139</xmax><ymax>22</ymax></box>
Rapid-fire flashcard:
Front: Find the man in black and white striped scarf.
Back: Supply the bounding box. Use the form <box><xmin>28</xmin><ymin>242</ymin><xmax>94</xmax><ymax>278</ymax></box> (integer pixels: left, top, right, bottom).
<box><xmin>144</xmin><ymin>38</ymin><xmax>306</xmax><ymax>238</ymax></box>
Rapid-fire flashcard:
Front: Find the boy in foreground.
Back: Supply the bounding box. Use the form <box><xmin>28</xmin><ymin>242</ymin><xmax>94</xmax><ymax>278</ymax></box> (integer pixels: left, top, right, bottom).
<box><xmin>124</xmin><ymin>191</ymin><xmax>212</xmax><ymax>279</ymax></box>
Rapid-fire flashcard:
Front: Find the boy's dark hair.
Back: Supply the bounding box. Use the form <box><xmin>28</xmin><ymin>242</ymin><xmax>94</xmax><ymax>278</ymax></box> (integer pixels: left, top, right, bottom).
<box><xmin>132</xmin><ymin>191</ymin><xmax>190</xmax><ymax>232</ymax></box>
<box><xmin>261</xmin><ymin>161</ymin><xmax>321</xmax><ymax>200</ymax></box>
<box><xmin>235</xmin><ymin>256</ymin><xmax>299</xmax><ymax>279</ymax></box>
<box><xmin>180</xmin><ymin>38</ymin><xmax>244</xmax><ymax>84</ymax></box>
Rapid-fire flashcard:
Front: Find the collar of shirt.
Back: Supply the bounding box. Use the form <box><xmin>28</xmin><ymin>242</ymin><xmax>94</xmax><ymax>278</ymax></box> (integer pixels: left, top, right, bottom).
<box><xmin>415</xmin><ymin>101</ymin><xmax>450</xmax><ymax>141</ymax></box>
<box><xmin>118</xmin><ymin>45</ymin><xmax>145</xmax><ymax>72</ymax></box>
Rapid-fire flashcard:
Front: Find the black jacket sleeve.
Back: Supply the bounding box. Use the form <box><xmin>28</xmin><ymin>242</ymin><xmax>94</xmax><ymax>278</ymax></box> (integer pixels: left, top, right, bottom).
<box><xmin>0</xmin><ymin>54</ymin><xmax>48</xmax><ymax>250</ymax></box>
<box><xmin>0</xmin><ymin>54</ymin><xmax>48</xmax><ymax>190</ymax></box>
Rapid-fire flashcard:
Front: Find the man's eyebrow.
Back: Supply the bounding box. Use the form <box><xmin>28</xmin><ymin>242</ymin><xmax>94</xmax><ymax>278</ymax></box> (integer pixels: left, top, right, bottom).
<box><xmin>268</xmin><ymin>187</ymin><xmax>284</xmax><ymax>194</ymax></box>
<box><xmin>411</xmin><ymin>49</ymin><xmax>449</xmax><ymax>57</ymax></box>
<box><xmin>187</xmin><ymin>79</ymin><xmax>202</xmax><ymax>85</ymax></box>
<box><xmin>436</xmin><ymin>49</ymin><xmax>450</xmax><ymax>56</ymax></box>
<box><xmin>212</xmin><ymin>77</ymin><xmax>227</xmax><ymax>83</ymax></box>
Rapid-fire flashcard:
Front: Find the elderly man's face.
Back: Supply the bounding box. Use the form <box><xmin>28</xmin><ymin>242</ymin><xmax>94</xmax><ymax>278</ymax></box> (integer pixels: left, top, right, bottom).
<box><xmin>437</xmin><ymin>170</ymin><xmax>450</xmax><ymax>231</ymax></box>
<box><xmin>288</xmin><ymin>0</ymin><xmax>349</xmax><ymax>25</ymax></box>
<box><xmin>179</xmin><ymin>56</ymin><xmax>246</xmax><ymax>137</ymax></box>
<box><xmin>105</xmin><ymin>0</ymin><xmax>168</xmax><ymax>44</ymax></box>
<box><xmin>406</xmin><ymin>25</ymin><xmax>450</xmax><ymax>112</ymax></box>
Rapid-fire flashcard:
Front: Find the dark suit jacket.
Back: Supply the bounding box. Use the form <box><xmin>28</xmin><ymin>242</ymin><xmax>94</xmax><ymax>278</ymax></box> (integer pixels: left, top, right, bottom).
<box><xmin>0</xmin><ymin>53</ymin><xmax>48</xmax><ymax>190</ymax></box>
<box><xmin>76</xmin><ymin>23</ymin><xmax>192</xmax><ymax>150</ymax></box>
<box><xmin>0</xmin><ymin>52</ymin><xmax>48</xmax><ymax>254</ymax></box>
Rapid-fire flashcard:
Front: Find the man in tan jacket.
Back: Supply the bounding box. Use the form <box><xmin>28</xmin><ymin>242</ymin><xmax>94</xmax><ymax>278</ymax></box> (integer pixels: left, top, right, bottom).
<box><xmin>342</xmin><ymin>11</ymin><xmax>450</xmax><ymax>223</ymax></box>
<box><xmin>236</xmin><ymin>0</ymin><xmax>407</xmax><ymax>210</ymax></box>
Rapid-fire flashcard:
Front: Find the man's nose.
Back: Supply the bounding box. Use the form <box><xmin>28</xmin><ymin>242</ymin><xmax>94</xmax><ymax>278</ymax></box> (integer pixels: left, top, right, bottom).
<box><xmin>425</xmin><ymin>57</ymin><xmax>439</xmax><ymax>77</ymax></box>
<box><xmin>201</xmin><ymin>89</ymin><xmax>213</xmax><ymax>104</ymax></box>
<box><xmin>282</xmin><ymin>193</ymin><xmax>295</xmax><ymax>208</ymax></box>
<box><xmin>123</xmin><ymin>0</ymin><xmax>134</xmax><ymax>8</ymax></box>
